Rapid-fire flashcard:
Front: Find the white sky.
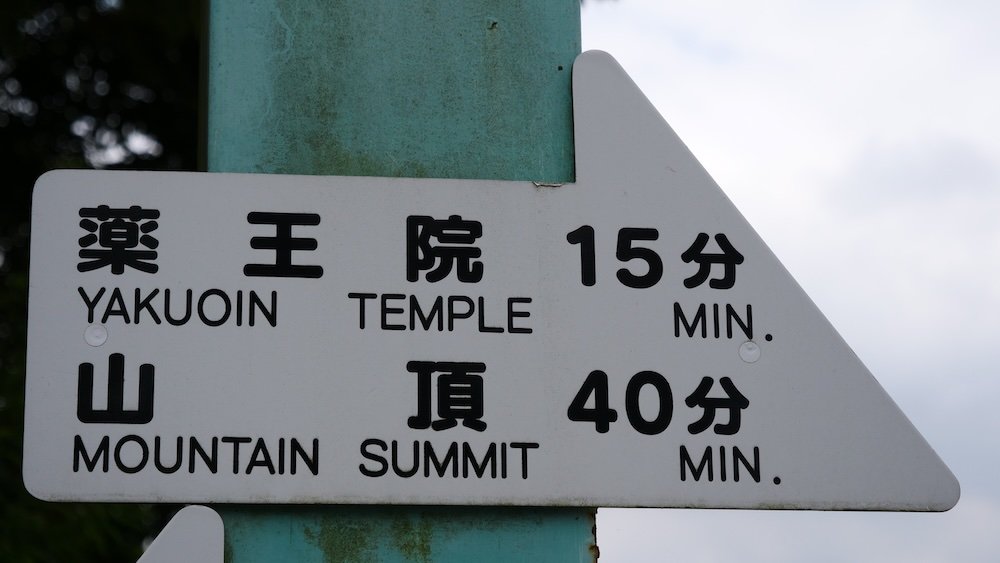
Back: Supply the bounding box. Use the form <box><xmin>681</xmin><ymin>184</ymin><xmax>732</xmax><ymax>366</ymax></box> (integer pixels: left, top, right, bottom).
<box><xmin>583</xmin><ymin>1</ymin><xmax>1000</xmax><ymax>561</ymax></box>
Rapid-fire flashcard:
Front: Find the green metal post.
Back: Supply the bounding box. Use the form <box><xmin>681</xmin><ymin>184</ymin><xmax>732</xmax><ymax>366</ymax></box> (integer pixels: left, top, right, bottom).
<box><xmin>206</xmin><ymin>1</ymin><xmax>594</xmax><ymax>561</ymax></box>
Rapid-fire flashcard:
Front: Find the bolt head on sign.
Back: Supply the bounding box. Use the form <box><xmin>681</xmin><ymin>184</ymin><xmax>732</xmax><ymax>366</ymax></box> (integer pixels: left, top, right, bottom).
<box><xmin>23</xmin><ymin>51</ymin><xmax>958</xmax><ymax>511</ymax></box>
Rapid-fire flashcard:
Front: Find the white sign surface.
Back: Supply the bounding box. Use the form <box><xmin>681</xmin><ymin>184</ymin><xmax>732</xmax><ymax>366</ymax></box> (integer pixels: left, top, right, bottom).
<box><xmin>24</xmin><ymin>51</ymin><xmax>958</xmax><ymax>510</ymax></box>
<box><xmin>137</xmin><ymin>506</ymin><xmax>223</xmax><ymax>563</ymax></box>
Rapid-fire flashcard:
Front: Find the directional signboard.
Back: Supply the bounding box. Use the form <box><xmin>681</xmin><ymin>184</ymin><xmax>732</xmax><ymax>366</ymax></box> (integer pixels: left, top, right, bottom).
<box><xmin>24</xmin><ymin>51</ymin><xmax>958</xmax><ymax>510</ymax></box>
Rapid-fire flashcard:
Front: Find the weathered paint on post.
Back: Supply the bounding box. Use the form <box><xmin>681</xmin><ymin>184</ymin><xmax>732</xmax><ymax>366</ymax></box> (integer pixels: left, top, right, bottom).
<box><xmin>206</xmin><ymin>1</ymin><xmax>594</xmax><ymax>561</ymax></box>
<box><xmin>223</xmin><ymin>506</ymin><xmax>595</xmax><ymax>563</ymax></box>
<box><xmin>208</xmin><ymin>0</ymin><xmax>577</xmax><ymax>182</ymax></box>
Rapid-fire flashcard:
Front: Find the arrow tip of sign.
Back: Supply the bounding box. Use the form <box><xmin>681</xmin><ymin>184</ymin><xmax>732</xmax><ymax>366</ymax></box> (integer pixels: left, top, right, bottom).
<box><xmin>934</xmin><ymin>464</ymin><xmax>962</xmax><ymax>512</ymax></box>
<box><xmin>568</xmin><ymin>49</ymin><xmax>962</xmax><ymax>512</ymax></box>
<box><xmin>946</xmin><ymin>481</ymin><xmax>962</xmax><ymax>511</ymax></box>
<box><xmin>137</xmin><ymin>505</ymin><xmax>224</xmax><ymax>563</ymax></box>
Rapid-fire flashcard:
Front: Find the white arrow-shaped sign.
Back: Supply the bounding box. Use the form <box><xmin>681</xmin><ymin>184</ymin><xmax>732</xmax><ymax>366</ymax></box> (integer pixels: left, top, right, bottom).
<box><xmin>136</xmin><ymin>505</ymin><xmax>223</xmax><ymax>563</ymax></box>
<box><xmin>23</xmin><ymin>51</ymin><xmax>958</xmax><ymax>511</ymax></box>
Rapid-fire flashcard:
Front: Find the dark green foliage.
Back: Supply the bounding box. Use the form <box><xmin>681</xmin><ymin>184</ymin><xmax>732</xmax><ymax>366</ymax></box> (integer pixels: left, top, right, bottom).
<box><xmin>0</xmin><ymin>1</ymin><xmax>200</xmax><ymax>561</ymax></box>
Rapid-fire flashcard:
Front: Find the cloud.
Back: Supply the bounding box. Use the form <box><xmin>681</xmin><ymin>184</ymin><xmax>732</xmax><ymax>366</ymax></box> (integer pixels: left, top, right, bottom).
<box><xmin>598</xmin><ymin>495</ymin><xmax>1000</xmax><ymax>562</ymax></box>
<box><xmin>830</xmin><ymin>137</ymin><xmax>997</xmax><ymax>208</ymax></box>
